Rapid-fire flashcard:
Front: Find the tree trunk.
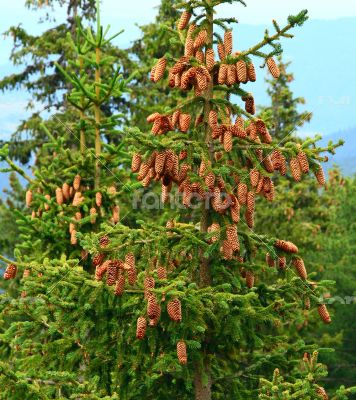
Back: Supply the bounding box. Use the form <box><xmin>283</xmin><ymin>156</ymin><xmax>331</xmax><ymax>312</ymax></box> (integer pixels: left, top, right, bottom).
<box><xmin>194</xmin><ymin>365</ymin><xmax>212</xmax><ymax>400</ymax></box>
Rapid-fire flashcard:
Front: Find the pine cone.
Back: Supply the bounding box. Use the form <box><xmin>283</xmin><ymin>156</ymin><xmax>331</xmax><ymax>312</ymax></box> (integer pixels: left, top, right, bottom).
<box><xmin>205</xmin><ymin>48</ymin><xmax>215</xmax><ymax>71</ymax></box>
<box><xmin>290</xmin><ymin>157</ymin><xmax>302</xmax><ymax>182</ymax></box>
<box><xmin>73</xmin><ymin>174</ymin><xmax>81</xmax><ymax>191</ymax></box>
<box><xmin>194</xmin><ymin>30</ymin><xmax>208</xmax><ymax>49</ymax></box>
<box><xmin>263</xmin><ymin>156</ymin><xmax>274</xmax><ymax>173</ymax></box>
<box><xmin>99</xmin><ymin>235</ymin><xmax>110</xmax><ymax>248</ymax></box>
<box><xmin>92</xmin><ymin>253</ymin><xmax>105</xmax><ymax>267</ymax></box>
<box><xmin>223</xmin><ymin>129</ymin><xmax>233</xmax><ymax>152</ymax></box>
<box><xmin>106</xmin><ymin>260</ymin><xmax>119</xmax><ymax>286</ymax></box>
<box><xmin>224</xmin><ymin>30</ymin><xmax>232</xmax><ymax>55</ymax></box>
<box><xmin>150</xmin><ymin>65</ymin><xmax>156</xmax><ymax>82</ymax></box>
<box><xmin>246</xmin><ymin>191</ymin><xmax>255</xmax><ymax>213</ymax></box>
<box><xmin>245</xmin><ymin>209</ymin><xmax>254</xmax><ymax>228</ymax></box>
<box><xmin>195</xmin><ymin>49</ymin><xmax>204</xmax><ymax>63</ymax></box>
<box><xmin>95</xmin><ymin>260</ymin><xmax>110</xmax><ymax>281</ymax></box>
<box><xmin>249</xmin><ymin>168</ymin><xmax>260</xmax><ymax>187</ymax></box>
<box><xmin>245</xmin><ymin>270</ymin><xmax>255</xmax><ymax>288</ymax></box>
<box><xmin>266</xmin><ymin>253</ymin><xmax>275</xmax><ymax>268</ymax></box>
<box><xmin>297</xmin><ymin>151</ymin><xmax>309</xmax><ymax>174</ymax></box>
<box><xmin>218</xmin><ymin>64</ymin><xmax>228</xmax><ymax>84</ymax></box>
<box><xmin>222</xmin><ymin>240</ymin><xmax>233</xmax><ymax>260</ymax></box>
<box><xmin>244</xmin><ymin>95</ymin><xmax>256</xmax><ymax>114</ymax></box>
<box><xmin>314</xmin><ymin>165</ymin><xmax>326</xmax><ymax>186</ymax></box>
<box><xmin>167</xmin><ymin>298</ymin><xmax>182</xmax><ymax>322</ymax></box>
<box><xmin>208</xmin><ymin>222</ymin><xmax>220</xmax><ymax>243</ymax></box>
<box><xmin>93</xmin><ymin>193</ymin><xmax>101</xmax><ymax>209</ymax></box>
<box><xmin>112</xmin><ymin>205</ymin><xmax>120</xmax><ymax>224</ymax></box>
<box><xmin>205</xmin><ymin>171</ymin><xmax>215</xmax><ymax>189</ymax></box>
<box><xmin>179</xmin><ymin>113</ymin><xmax>191</xmax><ymax>132</ymax></box>
<box><xmin>55</xmin><ymin>188</ymin><xmax>63</xmax><ymax>205</ymax></box>
<box><xmin>144</xmin><ymin>276</ymin><xmax>155</xmax><ymax>298</ymax></box>
<box><xmin>230</xmin><ymin>197</ymin><xmax>240</xmax><ymax>223</ymax></box>
<box><xmin>127</xmin><ymin>268</ymin><xmax>137</xmax><ymax>286</ymax></box>
<box><xmin>90</xmin><ymin>207</ymin><xmax>97</xmax><ymax>224</ymax></box>
<box><xmin>147</xmin><ymin>296</ymin><xmax>161</xmax><ymax>320</ymax></box>
<box><xmin>25</xmin><ymin>190</ymin><xmax>32</xmax><ymax>207</ymax></box>
<box><xmin>114</xmin><ymin>273</ymin><xmax>125</xmax><ymax>296</ymax></box>
<box><xmin>237</xmin><ymin>183</ymin><xmax>247</xmax><ymax>205</ymax></box>
<box><xmin>154</xmin><ymin>57</ymin><xmax>167</xmax><ymax>82</ymax></box>
<box><xmin>293</xmin><ymin>258</ymin><xmax>307</xmax><ymax>280</ymax></box>
<box><xmin>178</xmin><ymin>10</ymin><xmax>191</xmax><ymax>30</ymax></box>
<box><xmin>208</xmin><ymin>110</ymin><xmax>218</xmax><ymax>128</ymax></box>
<box><xmin>72</xmin><ymin>192</ymin><xmax>83</xmax><ymax>207</ymax></box>
<box><xmin>247</xmin><ymin>63</ymin><xmax>256</xmax><ymax>82</ymax></box>
<box><xmin>136</xmin><ymin>316</ymin><xmax>147</xmax><ymax>340</ymax></box>
<box><xmin>226</xmin><ymin>65</ymin><xmax>236</xmax><ymax>86</ymax></box>
<box><xmin>62</xmin><ymin>183</ymin><xmax>70</xmax><ymax>200</ymax></box>
<box><xmin>44</xmin><ymin>194</ymin><xmax>51</xmax><ymax>211</ymax></box>
<box><xmin>177</xmin><ymin>340</ymin><xmax>188</xmax><ymax>365</ymax></box>
<box><xmin>217</xmin><ymin>43</ymin><xmax>226</xmax><ymax>61</ymax></box>
<box><xmin>226</xmin><ymin>225</ymin><xmax>239</xmax><ymax>252</ymax></box>
<box><xmin>318</xmin><ymin>304</ymin><xmax>331</xmax><ymax>324</ymax></box>
<box><xmin>184</xmin><ymin>36</ymin><xmax>194</xmax><ymax>57</ymax></box>
<box><xmin>236</xmin><ymin>60</ymin><xmax>247</xmax><ymax>83</ymax></box>
<box><xmin>275</xmin><ymin>240</ymin><xmax>299</xmax><ymax>254</ymax></box>
<box><xmin>157</xmin><ymin>266</ymin><xmax>167</xmax><ymax>280</ymax></box>
<box><xmin>3</xmin><ymin>264</ymin><xmax>17</xmax><ymax>280</ymax></box>
<box><xmin>125</xmin><ymin>253</ymin><xmax>135</xmax><ymax>270</ymax></box>
<box><xmin>316</xmin><ymin>386</ymin><xmax>329</xmax><ymax>400</ymax></box>
<box><xmin>266</xmin><ymin>57</ymin><xmax>280</xmax><ymax>78</ymax></box>
<box><xmin>131</xmin><ymin>153</ymin><xmax>142</xmax><ymax>172</ymax></box>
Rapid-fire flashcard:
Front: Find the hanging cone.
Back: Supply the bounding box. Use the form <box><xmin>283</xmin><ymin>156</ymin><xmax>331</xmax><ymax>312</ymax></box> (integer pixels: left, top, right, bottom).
<box><xmin>266</xmin><ymin>253</ymin><xmax>275</xmax><ymax>268</ymax></box>
<box><xmin>226</xmin><ymin>65</ymin><xmax>236</xmax><ymax>86</ymax></box>
<box><xmin>290</xmin><ymin>157</ymin><xmax>302</xmax><ymax>182</ymax></box>
<box><xmin>314</xmin><ymin>165</ymin><xmax>326</xmax><ymax>186</ymax></box>
<box><xmin>177</xmin><ymin>340</ymin><xmax>188</xmax><ymax>365</ymax></box>
<box><xmin>218</xmin><ymin>64</ymin><xmax>228</xmax><ymax>84</ymax></box>
<box><xmin>222</xmin><ymin>240</ymin><xmax>233</xmax><ymax>260</ymax></box>
<box><xmin>208</xmin><ymin>110</ymin><xmax>218</xmax><ymax>128</ymax></box>
<box><xmin>266</xmin><ymin>57</ymin><xmax>280</xmax><ymax>78</ymax></box>
<box><xmin>99</xmin><ymin>235</ymin><xmax>110</xmax><ymax>248</ymax></box>
<box><xmin>224</xmin><ymin>30</ymin><xmax>232</xmax><ymax>55</ymax></box>
<box><xmin>278</xmin><ymin>256</ymin><xmax>286</xmax><ymax>270</ymax></box>
<box><xmin>195</xmin><ymin>49</ymin><xmax>204</xmax><ymax>63</ymax></box>
<box><xmin>136</xmin><ymin>316</ymin><xmax>147</xmax><ymax>340</ymax></box>
<box><xmin>157</xmin><ymin>266</ymin><xmax>167</xmax><ymax>280</ymax></box>
<box><xmin>217</xmin><ymin>43</ymin><xmax>226</xmax><ymax>61</ymax></box>
<box><xmin>167</xmin><ymin>298</ymin><xmax>182</xmax><ymax>322</ymax></box>
<box><xmin>179</xmin><ymin>113</ymin><xmax>191</xmax><ymax>132</ymax></box>
<box><xmin>125</xmin><ymin>253</ymin><xmax>135</xmax><ymax>269</ymax></box>
<box><xmin>73</xmin><ymin>174</ymin><xmax>81</xmax><ymax>191</ymax></box>
<box><xmin>275</xmin><ymin>239</ymin><xmax>298</xmax><ymax>254</ymax></box>
<box><xmin>230</xmin><ymin>197</ymin><xmax>240</xmax><ymax>223</ymax></box>
<box><xmin>245</xmin><ymin>270</ymin><xmax>255</xmax><ymax>288</ymax></box>
<box><xmin>131</xmin><ymin>153</ymin><xmax>142</xmax><ymax>172</ymax></box>
<box><xmin>178</xmin><ymin>10</ymin><xmax>191</xmax><ymax>30</ymax></box>
<box><xmin>205</xmin><ymin>48</ymin><xmax>215</xmax><ymax>71</ymax></box>
<box><xmin>137</xmin><ymin>162</ymin><xmax>149</xmax><ymax>180</ymax></box>
<box><xmin>226</xmin><ymin>225</ymin><xmax>239</xmax><ymax>252</ymax></box>
<box><xmin>25</xmin><ymin>190</ymin><xmax>32</xmax><ymax>207</ymax></box>
<box><xmin>245</xmin><ymin>209</ymin><xmax>254</xmax><ymax>228</ymax></box>
<box><xmin>246</xmin><ymin>191</ymin><xmax>255</xmax><ymax>213</ymax></box>
<box><xmin>3</xmin><ymin>264</ymin><xmax>17</xmax><ymax>280</ymax></box>
<box><xmin>297</xmin><ymin>151</ymin><xmax>309</xmax><ymax>174</ymax></box>
<box><xmin>249</xmin><ymin>168</ymin><xmax>260</xmax><ymax>187</ymax></box>
<box><xmin>55</xmin><ymin>188</ymin><xmax>63</xmax><ymax>205</ymax></box>
<box><xmin>95</xmin><ymin>262</ymin><xmax>108</xmax><ymax>281</ymax></box>
<box><xmin>236</xmin><ymin>60</ymin><xmax>247</xmax><ymax>83</ymax></box>
<box><xmin>318</xmin><ymin>304</ymin><xmax>331</xmax><ymax>324</ymax></box>
<box><xmin>90</xmin><ymin>207</ymin><xmax>97</xmax><ymax>224</ymax></box>
<box><xmin>114</xmin><ymin>273</ymin><xmax>125</xmax><ymax>296</ymax></box>
<box><xmin>237</xmin><ymin>183</ymin><xmax>247</xmax><ymax>205</ymax></box>
<box><xmin>106</xmin><ymin>261</ymin><xmax>119</xmax><ymax>286</ymax></box>
<box><xmin>127</xmin><ymin>267</ymin><xmax>137</xmax><ymax>285</ymax></box>
<box><xmin>72</xmin><ymin>192</ymin><xmax>84</xmax><ymax>207</ymax></box>
<box><xmin>208</xmin><ymin>222</ymin><xmax>220</xmax><ymax>243</ymax></box>
<box><xmin>62</xmin><ymin>183</ymin><xmax>70</xmax><ymax>200</ymax></box>
<box><xmin>244</xmin><ymin>95</ymin><xmax>255</xmax><ymax>114</ymax></box>
<box><xmin>223</xmin><ymin>129</ymin><xmax>233</xmax><ymax>152</ymax></box>
<box><xmin>247</xmin><ymin>62</ymin><xmax>256</xmax><ymax>82</ymax></box>
<box><xmin>44</xmin><ymin>194</ymin><xmax>51</xmax><ymax>211</ymax></box>
<box><xmin>316</xmin><ymin>386</ymin><xmax>328</xmax><ymax>400</ymax></box>
<box><xmin>193</xmin><ymin>29</ymin><xmax>208</xmax><ymax>49</ymax></box>
<box><xmin>92</xmin><ymin>253</ymin><xmax>105</xmax><ymax>267</ymax></box>
<box><xmin>147</xmin><ymin>296</ymin><xmax>161</xmax><ymax>320</ymax></box>
<box><xmin>154</xmin><ymin>57</ymin><xmax>167</xmax><ymax>82</ymax></box>
<box><xmin>292</xmin><ymin>258</ymin><xmax>307</xmax><ymax>280</ymax></box>
<box><xmin>70</xmin><ymin>229</ymin><xmax>78</xmax><ymax>245</ymax></box>
<box><xmin>112</xmin><ymin>205</ymin><xmax>120</xmax><ymax>224</ymax></box>
<box><xmin>144</xmin><ymin>276</ymin><xmax>155</xmax><ymax>298</ymax></box>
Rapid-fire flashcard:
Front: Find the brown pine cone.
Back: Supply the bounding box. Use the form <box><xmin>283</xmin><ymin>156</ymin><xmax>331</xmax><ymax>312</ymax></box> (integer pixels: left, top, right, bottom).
<box><xmin>297</xmin><ymin>151</ymin><xmax>309</xmax><ymax>174</ymax></box>
<box><xmin>73</xmin><ymin>174</ymin><xmax>81</xmax><ymax>191</ymax></box>
<box><xmin>226</xmin><ymin>225</ymin><xmax>240</xmax><ymax>252</ymax></box>
<box><xmin>316</xmin><ymin>386</ymin><xmax>329</xmax><ymax>400</ymax></box>
<box><xmin>44</xmin><ymin>194</ymin><xmax>51</xmax><ymax>211</ymax></box>
<box><xmin>62</xmin><ymin>183</ymin><xmax>70</xmax><ymax>200</ymax></box>
<box><xmin>230</xmin><ymin>196</ymin><xmax>240</xmax><ymax>223</ymax></box>
<box><xmin>205</xmin><ymin>48</ymin><xmax>215</xmax><ymax>71</ymax></box>
<box><xmin>218</xmin><ymin>64</ymin><xmax>228</xmax><ymax>85</ymax></box>
<box><xmin>147</xmin><ymin>296</ymin><xmax>161</xmax><ymax>320</ymax></box>
<box><xmin>72</xmin><ymin>192</ymin><xmax>84</xmax><ymax>207</ymax></box>
<box><xmin>208</xmin><ymin>110</ymin><xmax>218</xmax><ymax>128</ymax></box>
<box><xmin>70</xmin><ymin>229</ymin><xmax>78</xmax><ymax>245</ymax></box>
<box><xmin>106</xmin><ymin>261</ymin><xmax>119</xmax><ymax>286</ymax></box>
<box><xmin>150</xmin><ymin>65</ymin><xmax>156</xmax><ymax>82</ymax></box>
<box><xmin>236</xmin><ymin>60</ymin><xmax>247</xmax><ymax>83</ymax></box>
<box><xmin>127</xmin><ymin>268</ymin><xmax>137</xmax><ymax>285</ymax></box>
<box><xmin>136</xmin><ymin>316</ymin><xmax>147</xmax><ymax>340</ymax></box>
<box><xmin>223</xmin><ymin>129</ymin><xmax>233</xmax><ymax>152</ymax></box>
<box><xmin>92</xmin><ymin>253</ymin><xmax>105</xmax><ymax>267</ymax></box>
<box><xmin>179</xmin><ymin>149</ymin><xmax>188</xmax><ymax>160</ymax></box>
<box><xmin>247</xmin><ymin>63</ymin><xmax>256</xmax><ymax>82</ymax></box>
<box><xmin>244</xmin><ymin>95</ymin><xmax>256</xmax><ymax>114</ymax></box>
<box><xmin>185</xmin><ymin>36</ymin><xmax>194</xmax><ymax>57</ymax></box>
<box><xmin>263</xmin><ymin>155</ymin><xmax>274</xmax><ymax>173</ymax></box>
<box><xmin>245</xmin><ymin>270</ymin><xmax>255</xmax><ymax>288</ymax></box>
<box><xmin>125</xmin><ymin>253</ymin><xmax>135</xmax><ymax>270</ymax></box>
<box><xmin>3</xmin><ymin>264</ymin><xmax>17</xmax><ymax>280</ymax></box>
<box><xmin>95</xmin><ymin>262</ymin><xmax>108</xmax><ymax>281</ymax></box>
<box><xmin>266</xmin><ymin>253</ymin><xmax>275</xmax><ymax>268</ymax></box>
<box><xmin>194</xmin><ymin>29</ymin><xmax>208</xmax><ymax>49</ymax></box>
<box><xmin>95</xmin><ymin>192</ymin><xmax>102</xmax><ymax>207</ymax></box>
<box><xmin>249</xmin><ymin>168</ymin><xmax>260</xmax><ymax>187</ymax></box>
<box><xmin>154</xmin><ymin>57</ymin><xmax>167</xmax><ymax>82</ymax></box>
<box><xmin>290</xmin><ymin>158</ymin><xmax>302</xmax><ymax>182</ymax></box>
<box><xmin>112</xmin><ymin>205</ymin><xmax>120</xmax><ymax>224</ymax></box>
<box><xmin>55</xmin><ymin>188</ymin><xmax>63</xmax><ymax>205</ymax></box>
<box><xmin>246</xmin><ymin>191</ymin><xmax>255</xmax><ymax>213</ymax></box>
<box><xmin>195</xmin><ymin>49</ymin><xmax>204</xmax><ymax>63</ymax></box>
<box><xmin>131</xmin><ymin>153</ymin><xmax>142</xmax><ymax>172</ymax></box>
<box><xmin>99</xmin><ymin>235</ymin><xmax>110</xmax><ymax>248</ymax></box>
<box><xmin>114</xmin><ymin>273</ymin><xmax>125</xmax><ymax>296</ymax></box>
<box><xmin>267</xmin><ymin>57</ymin><xmax>280</xmax><ymax>78</ymax></box>
<box><xmin>208</xmin><ymin>222</ymin><xmax>220</xmax><ymax>243</ymax></box>
<box><xmin>292</xmin><ymin>258</ymin><xmax>307</xmax><ymax>280</ymax></box>
<box><xmin>318</xmin><ymin>304</ymin><xmax>331</xmax><ymax>324</ymax></box>
<box><xmin>271</xmin><ymin>149</ymin><xmax>283</xmax><ymax>170</ymax></box>
<box><xmin>182</xmin><ymin>183</ymin><xmax>192</xmax><ymax>208</ymax></box>
<box><xmin>178</xmin><ymin>10</ymin><xmax>191</xmax><ymax>30</ymax></box>
<box><xmin>157</xmin><ymin>266</ymin><xmax>167</xmax><ymax>280</ymax></box>
<box><xmin>167</xmin><ymin>298</ymin><xmax>182</xmax><ymax>322</ymax></box>
<box><xmin>237</xmin><ymin>183</ymin><xmax>247</xmax><ymax>205</ymax></box>
<box><xmin>226</xmin><ymin>65</ymin><xmax>236</xmax><ymax>86</ymax></box>
<box><xmin>75</xmin><ymin>211</ymin><xmax>82</xmax><ymax>221</ymax></box>
<box><xmin>222</xmin><ymin>240</ymin><xmax>233</xmax><ymax>260</ymax></box>
<box><xmin>217</xmin><ymin>43</ymin><xmax>226</xmax><ymax>61</ymax></box>
<box><xmin>144</xmin><ymin>276</ymin><xmax>155</xmax><ymax>298</ymax></box>
<box><xmin>314</xmin><ymin>165</ymin><xmax>326</xmax><ymax>186</ymax></box>
<box><xmin>224</xmin><ymin>30</ymin><xmax>232</xmax><ymax>55</ymax></box>
<box><xmin>245</xmin><ymin>209</ymin><xmax>254</xmax><ymax>228</ymax></box>
<box><xmin>25</xmin><ymin>190</ymin><xmax>32</xmax><ymax>207</ymax></box>
<box><xmin>177</xmin><ymin>340</ymin><xmax>188</xmax><ymax>365</ymax></box>
<box><xmin>275</xmin><ymin>240</ymin><xmax>299</xmax><ymax>254</ymax></box>
<box><xmin>179</xmin><ymin>113</ymin><xmax>191</xmax><ymax>132</ymax></box>
<box><xmin>278</xmin><ymin>256</ymin><xmax>286</xmax><ymax>270</ymax></box>
<box><xmin>205</xmin><ymin>172</ymin><xmax>215</xmax><ymax>189</ymax></box>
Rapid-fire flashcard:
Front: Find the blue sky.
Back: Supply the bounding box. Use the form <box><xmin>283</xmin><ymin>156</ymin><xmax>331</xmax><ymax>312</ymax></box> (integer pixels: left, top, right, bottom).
<box><xmin>1</xmin><ymin>0</ymin><xmax>356</xmax><ymax>141</ymax></box>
